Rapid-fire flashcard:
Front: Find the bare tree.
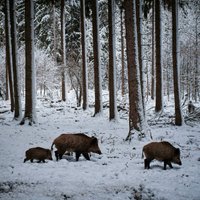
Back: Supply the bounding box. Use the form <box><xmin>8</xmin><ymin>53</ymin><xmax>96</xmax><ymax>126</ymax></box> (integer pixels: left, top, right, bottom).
<box><xmin>193</xmin><ymin>2</ymin><xmax>199</xmax><ymax>102</ymax></box>
<box><xmin>136</xmin><ymin>0</ymin><xmax>145</xmax><ymax>117</ymax></box>
<box><xmin>10</xmin><ymin>0</ymin><xmax>22</xmax><ymax>120</ymax></box>
<box><xmin>52</xmin><ymin>0</ymin><xmax>57</xmax><ymax>62</ymax></box>
<box><xmin>92</xmin><ymin>0</ymin><xmax>102</xmax><ymax>116</ymax></box>
<box><xmin>151</xmin><ymin>0</ymin><xmax>155</xmax><ymax>100</ymax></box>
<box><xmin>120</xmin><ymin>5</ymin><xmax>125</xmax><ymax>97</ymax></box>
<box><xmin>124</xmin><ymin>0</ymin><xmax>145</xmax><ymax>139</ymax></box>
<box><xmin>155</xmin><ymin>0</ymin><xmax>163</xmax><ymax>112</ymax></box>
<box><xmin>20</xmin><ymin>0</ymin><xmax>36</xmax><ymax>125</ymax></box>
<box><xmin>81</xmin><ymin>0</ymin><xmax>88</xmax><ymax>110</ymax></box>
<box><xmin>5</xmin><ymin>0</ymin><xmax>14</xmax><ymax>112</ymax></box>
<box><xmin>172</xmin><ymin>0</ymin><xmax>183</xmax><ymax>125</ymax></box>
<box><xmin>61</xmin><ymin>0</ymin><xmax>66</xmax><ymax>101</ymax></box>
<box><xmin>108</xmin><ymin>0</ymin><xmax>117</xmax><ymax>121</ymax></box>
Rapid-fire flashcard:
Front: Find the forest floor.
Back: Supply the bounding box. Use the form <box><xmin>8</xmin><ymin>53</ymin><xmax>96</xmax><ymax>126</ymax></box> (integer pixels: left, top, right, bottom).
<box><xmin>0</xmin><ymin>91</ymin><xmax>200</xmax><ymax>200</ymax></box>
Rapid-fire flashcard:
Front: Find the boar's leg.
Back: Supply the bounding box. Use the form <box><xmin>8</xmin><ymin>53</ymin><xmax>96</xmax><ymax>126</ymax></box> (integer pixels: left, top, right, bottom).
<box><xmin>144</xmin><ymin>159</ymin><xmax>151</xmax><ymax>169</ymax></box>
<box><xmin>166</xmin><ymin>161</ymin><xmax>173</xmax><ymax>169</ymax></box>
<box><xmin>55</xmin><ymin>151</ymin><xmax>58</xmax><ymax>161</ymax></box>
<box><xmin>169</xmin><ymin>163</ymin><xmax>173</xmax><ymax>168</ymax></box>
<box><xmin>163</xmin><ymin>160</ymin><xmax>173</xmax><ymax>170</ymax></box>
<box><xmin>163</xmin><ymin>161</ymin><xmax>167</xmax><ymax>170</ymax></box>
<box><xmin>59</xmin><ymin>153</ymin><xmax>63</xmax><ymax>160</ymax></box>
<box><xmin>75</xmin><ymin>152</ymin><xmax>81</xmax><ymax>161</ymax></box>
<box><xmin>30</xmin><ymin>159</ymin><xmax>33</xmax><ymax>163</ymax></box>
<box><xmin>24</xmin><ymin>158</ymin><xmax>28</xmax><ymax>163</ymax></box>
<box><xmin>144</xmin><ymin>159</ymin><xmax>147</xmax><ymax>169</ymax></box>
<box><xmin>55</xmin><ymin>150</ymin><xmax>65</xmax><ymax>161</ymax></box>
<box><xmin>42</xmin><ymin>160</ymin><xmax>45</xmax><ymax>163</ymax></box>
<box><xmin>55</xmin><ymin>151</ymin><xmax>63</xmax><ymax>161</ymax></box>
<box><xmin>82</xmin><ymin>153</ymin><xmax>90</xmax><ymax>160</ymax></box>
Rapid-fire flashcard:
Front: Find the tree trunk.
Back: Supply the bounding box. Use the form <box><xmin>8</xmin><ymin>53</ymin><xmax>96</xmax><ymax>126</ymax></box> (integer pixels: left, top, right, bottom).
<box><xmin>52</xmin><ymin>0</ymin><xmax>57</xmax><ymax>62</ymax></box>
<box><xmin>92</xmin><ymin>0</ymin><xmax>102</xmax><ymax>116</ymax></box>
<box><xmin>10</xmin><ymin>0</ymin><xmax>22</xmax><ymax>120</ymax></box>
<box><xmin>61</xmin><ymin>0</ymin><xmax>66</xmax><ymax>101</ymax></box>
<box><xmin>124</xmin><ymin>0</ymin><xmax>145</xmax><ymax>138</ymax></box>
<box><xmin>21</xmin><ymin>0</ymin><xmax>36</xmax><ymax>125</ymax></box>
<box><xmin>120</xmin><ymin>6</ymin><xmax>125</xmax><ymax>97</ymax></box>
<box><xmin>136</xmin><ymin>0</ymin><xmax>145</xmax><ymax>117</ymax></box>
<box><xmin>186</xmin><ymin>53</ymin><xmax>190</xmax><ymax>99</ymax></box>
<box><xmin>108</xmin><ymin>0</ymin><xmax>117</xmax><ymax>121</ymax></box>
<box><xmin>146</xmin><ymin>62</ymin><xmax>149</xmax><ymax>101</ymax></box>
<box><xmin>194</xmin><ymin>16</ymin><xmax>199</xmax><ymax>102</ymax></box>
<box><xmin>155</xmin><ymin>0</ymin><xmax>163</xmax><ymax>112</ymax></box>
<box><xmin>151</xmin><ymin>0</ymin><xmax>155</xmax><ymax>100</ymax></box>
<box><xmin>172</xmin><ymin>0</ymin><xmax>183</xmax><ymax>125</ymax></box>
<box><xmin>61</xmin><ymin>71</ymin><xmax>66</xmax><ymax>101</ymax></box>
<box><xmin>5</xmin><ymin>66</ymin><xmax>9</xmax><ymax>100</ymax></box>
<box><xmin>81</xmin><ymin>0</ymin><xmax>88</xmax><ymax>110</ymax></box>
<box><xmin>5</xmin><ymin>0</ymin><xmax>15</xmax><ymax>112</ymax></box>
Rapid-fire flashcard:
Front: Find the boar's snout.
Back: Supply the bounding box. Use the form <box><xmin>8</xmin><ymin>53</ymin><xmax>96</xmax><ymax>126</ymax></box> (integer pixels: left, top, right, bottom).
<box><xmin>174</xmin><ymin>148</ymin><xmax>182</xmax><ymax>165</ymax></box>
<box><xmin>47</xmin><ymin>151</ymin><xmax>53</xmax><ymax>160</ymax></box>
<box><xmin>92</xmin><ymin>148</ymin><xmax>102</xmax><ymax>155</ymax></box>
<box><xmin>91</xmin><ymin>137</ymin><xmax>102</xmax><ymax>155</ymax></box>
<box><xmin>174</xmin><ymin>158</ymin><xmax>182</xmax><ymax>165</ymax></box>
<box><xmin>97</xmin><ymin>150</ymin><xmax>102</xmax><ymax>155</ymax></box>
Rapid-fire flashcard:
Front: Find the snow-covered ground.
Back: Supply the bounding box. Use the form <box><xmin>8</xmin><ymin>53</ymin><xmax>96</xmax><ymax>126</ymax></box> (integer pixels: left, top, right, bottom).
<box><xmin>0</xmin><ymin>92</ymin><xmax>200</xmax><ymax>200</ymax></box>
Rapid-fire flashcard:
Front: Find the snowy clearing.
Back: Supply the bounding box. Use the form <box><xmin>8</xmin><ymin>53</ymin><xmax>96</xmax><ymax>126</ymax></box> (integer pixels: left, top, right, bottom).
<box><xmin>0</xmin><ymin>96</ymin><xmax>200</xmax><ymax>200</ymax></box>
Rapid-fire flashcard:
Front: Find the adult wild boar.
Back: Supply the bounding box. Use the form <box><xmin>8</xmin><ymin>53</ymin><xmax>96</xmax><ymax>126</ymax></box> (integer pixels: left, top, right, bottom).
<box><xmin>142</xmin><ymin>141</ymin><xmax>182</xmax><ymax>170</ymax></box>
<box><xmin>24</xmin><ymin>147</ymin><xmax>53</xmax><ymax>163</ymax></box>
<box><xmin>51</xmin><ymin>133</ymin><xmax>102</xmax><ymax>161</ymax></box>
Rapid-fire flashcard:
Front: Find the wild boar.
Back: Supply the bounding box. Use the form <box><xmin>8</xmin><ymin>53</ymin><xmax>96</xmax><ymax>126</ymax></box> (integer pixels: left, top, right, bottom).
<box><xmin>24</xmin><ymin>147</ymin><xmax>53</xmax><ymax>163</ymax></box>
<box><xmin>51</xmin><ymin>133</ymin><xmax>102</xmax><ymax>161</ymax></box>
<box><xmin>142</xmin><ymin>141</ymin><xmax>182</xmax><ymax>170</ymax></box>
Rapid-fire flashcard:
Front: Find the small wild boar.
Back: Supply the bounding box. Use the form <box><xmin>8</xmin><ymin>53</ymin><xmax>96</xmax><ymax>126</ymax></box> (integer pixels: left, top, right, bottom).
<box><xmin>142</xmin><ymin>141</ymin><xmax>182</xmax><ymax>170</ymax></box>
<box><xmin>51</xmin><ymin>133</ymin><xmax>102</xmax><ymax>161</ymax></box>
<box><xmin>24</xmin><ymin>147</ymin><xmax>53</xmax><ymax>163</ymax></box>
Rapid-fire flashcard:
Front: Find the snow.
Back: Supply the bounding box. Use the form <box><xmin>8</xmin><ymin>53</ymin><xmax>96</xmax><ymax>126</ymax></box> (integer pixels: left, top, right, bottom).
<box><xmin>0</xmin><ymin>93</ymin><xmax>200</xmax><ymax>200</ymax></box>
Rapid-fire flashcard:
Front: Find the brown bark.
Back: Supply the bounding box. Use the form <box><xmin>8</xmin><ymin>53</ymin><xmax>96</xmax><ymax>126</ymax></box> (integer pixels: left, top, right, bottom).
<box><xmin>81</xmin><ymin>0</ymin><xmax>88</xmax><ymax>110</ymax></box>
<box><xmin>92</xmin><ymin>0</ymin><xmax>102</xmax><ymax>116</ymax></box>
<box><xmin>120</xmin><ymin>7</ymin><xmax>125</xmax><ymax>97</ymax></box>
<box><xmin>61</xmin><ymin>0</ymin><xmax>66</xmax><ymax>101</ymax></box>
<box><xmin>108</xmin><ymin>0</ymin><xmax>117</xmax><ymax>121</ymax></box>
<box><xmin>136</xmin><ymin>0</ymin><xmax>145</xmax><ymax>117</ymax></box>
<box><xmin>151</xmin><ymin>0</ymin><xmax>155</xmax><ymax>100</ymax></box>
<box><xmin>20</xmin><ymin>0</ymin><xmax>36</xmax><ymax>125</ymax></box>
<box><xmin>5</xmin><ymin>0</ymin><xmax>14</xmax><ymax>112</ymax></box>
<box><xmin>124</xmin><ymin>0</ymin><xmax>144</xmax><ymax>135</ymax></box>
<box><xmin>10</xmin><ymin>0</ymin><xmax>22</xmax><ymax>119</ymax></box>
<box><xmin>172</xmin><ymin>0</ymin><xmax>183</xmax><ymax>125</ymax></box>
<box><xmin>155</xmin><ymin>0</ymin><xmax>163</xmax><ymax>112</ymax></box>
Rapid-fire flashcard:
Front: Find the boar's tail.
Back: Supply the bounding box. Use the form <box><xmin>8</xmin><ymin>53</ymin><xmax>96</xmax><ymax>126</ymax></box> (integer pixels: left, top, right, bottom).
<box><xmin>51</xmin><ymin>142</ymin><xmax>54</xmax><ymax>151</ymax></box>
<box><xmin>141</xmin><ymin>149</ymin><xmax>144</xmax><ymax>159</ymax></box>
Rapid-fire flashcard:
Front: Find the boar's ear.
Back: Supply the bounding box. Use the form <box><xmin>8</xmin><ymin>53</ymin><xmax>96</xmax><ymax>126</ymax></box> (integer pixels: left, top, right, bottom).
<box><xmin>91</xmin><ymin>137</ymin><xmax>98</xmax><ymax>144</ymax></box>
<box><xmin>175</xmin><ymin>148</ymin><xmax>180</xmax><ymax>154</ymax></box>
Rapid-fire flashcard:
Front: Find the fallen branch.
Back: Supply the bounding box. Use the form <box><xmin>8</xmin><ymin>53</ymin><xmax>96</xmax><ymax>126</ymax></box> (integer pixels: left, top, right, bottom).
<box><xmin>0</xmin><ymin>109</ymin><xmax>10</xmax><ymax>114</ymax></box>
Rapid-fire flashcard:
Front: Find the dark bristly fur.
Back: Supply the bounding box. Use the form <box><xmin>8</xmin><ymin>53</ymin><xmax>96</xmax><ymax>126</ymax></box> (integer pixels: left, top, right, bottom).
<box><xmin>51</xmin><ymin>133</ymin><xmax>102</xmax><ymax>161</ymax></box>
<box><xmin>24</xmin><ymin>147</ymin><xmax>53</xmax><ymax>163</ymax></box>
<box><xmin>142</xmin><ymin>141</ymin><xmax>182</xmax><ymax>170</ymax></box>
